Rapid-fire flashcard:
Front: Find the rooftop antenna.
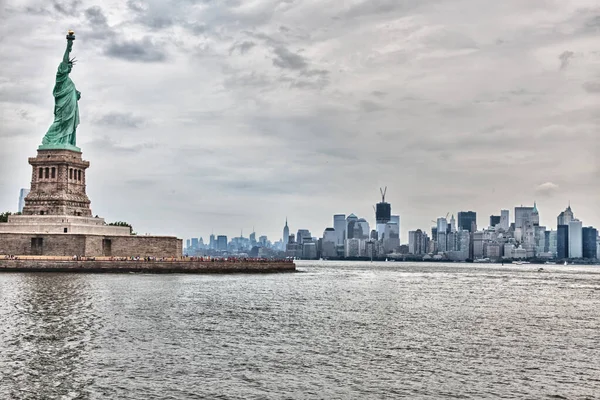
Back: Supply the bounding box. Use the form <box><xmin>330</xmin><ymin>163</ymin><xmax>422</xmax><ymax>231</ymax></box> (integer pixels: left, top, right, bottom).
<box><xmin>380</xmin><ymin>186</ymin><xmax>387</xmax><ymax>203</ymax></box>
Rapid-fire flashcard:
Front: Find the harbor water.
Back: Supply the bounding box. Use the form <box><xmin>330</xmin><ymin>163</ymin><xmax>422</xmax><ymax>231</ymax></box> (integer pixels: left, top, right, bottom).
<box><xmin>0</xmin><ymin>261</ymin><xmax>599</xmax><ymax>399</ymax></box>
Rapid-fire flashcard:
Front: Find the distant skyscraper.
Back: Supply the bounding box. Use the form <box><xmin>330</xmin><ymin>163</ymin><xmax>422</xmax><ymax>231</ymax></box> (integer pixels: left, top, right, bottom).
<box><xmin>514</xmin><ymin>206</ymin><xmax>535</xmax><ymax>243</ymax></box>
<box><xmin>458</xmin><ymin>211</ymin><xmax>476</xmax><ymax>233</ymax></box>
<box><xmin>217</xmin><ymin>235</ymin><xmax>228</xmax><ymax>251</ymax></box>
<box><xmin>449</xmin><ymin>214</ymin><xmax>456</xmax><ymax>233</ymax></box>
<box><xmin>333</xmin><ymin>214</ymin><xmax>346</xmax><ymax>245</ymax></box>
<box><xmin>259</xmin><ymin>236</ymin><xmax>268</xmax><ymax>247</ymax></box>
<box><xmin>297</xmin><ymin>229</ymin><xmax>311</xmax><ymax>245</ymax></box>
<box><xmin>18</xmin><ymin>188</ymin><xmax>29</xmax><ymax>213</ymax></box>
<box><xmin>209</xmin><ymin>234</ymin><xmax>216</xmax><ymax>250</ymax></box>
<box><xmin>346</xmin><ymin>214</ymin><xmax>358</xmax><ymax>239</ymax></box>
<box><xmin>568</xmin><ymin>220</ymin><xmax>583</xmax><ymax>259</ymax></box>
<box><xmin>490</xmin><ymin>215</ymin><xmax>501</xmax><ymax>227</ymax></box>
<box><xmin>582</xmin><ymin>227</ymin><xmax>598</xmax><ymax>260</ymax></box>
<box><xmin>191</xmin><ymin>238</ymin><xmax>199</xmax><ymax>248</ymax></box>
<box><xmin>436</xmin><ymin>217</ymin><xmax>448</xmax><ymax>252</ymax></box>
<box><xmin>547</xmin><ymin>230</ymin><xmax>557</xmax><ymax>257</ymax></box>
<box><xmin>557</xmin><ymin>204</ymin><xmax>575</xmax><ymax>227</ymax></box>
<box><xmin>375</xmin><ymin>188</ymin><xmax>391</xmax><ymax>239</ymax></box>
<box><xmin>532</xmin><ymin>202</ymin><xmax>540</xmax><ymax>225</ymax></box>
<box><xmin>322</xmin><ymin>228</ymin><xmax>337</xmax><ymax>258</ymax></box>
<box><xmin>383</xmin><ymin>222</ymin><xmax>400</xmax><ymax>253</ymax></box>
<box><xmin>500</xmin><ymin>209</ymin><xmax>509</xmax><ymax>231</ymax></box>
<box><xmin>351</xmin><ymin>218</ymin><xmax>370</xmax><ymax>239</ymax></box>
<box><xmin>408</xmin><ymin>229</ymin><xmax>428</xmax><ymax>255</ymax></box>
<box><xmin>375</xmin><ymin>188</ymin><xmax>391</xmax><ymax>225</ymax></box>
<box><xmin>557</xmin><ymin>225</ymin><xmax>569</xmax><ymax>259</ymax></box>
<box><xmin>390</xmin><ymin>215</ymin><xmax>400</xmax><ymax>242</ymax></box>
<box><xmin>283</xmin><ymin>218</ymin><xmax>290</xmax><ymax>249</ymax></box>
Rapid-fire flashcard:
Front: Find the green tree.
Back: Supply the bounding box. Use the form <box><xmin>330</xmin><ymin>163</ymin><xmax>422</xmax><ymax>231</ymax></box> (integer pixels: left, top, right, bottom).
<box><xmin>0</xmin><ymin>212</ymin><xmax>11</xmax><ymax>223</ymax></box>
<box><xmin>108</xmin><ymin>221</ymin><xmax>134</xmax><ymax>234</ymax></box>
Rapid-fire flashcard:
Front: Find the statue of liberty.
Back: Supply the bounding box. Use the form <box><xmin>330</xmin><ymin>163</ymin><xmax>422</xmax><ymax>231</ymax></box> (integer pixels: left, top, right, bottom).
<box><xmin>40</xmin><ymin>31</ymin><xmax>81</xmax><ymax>152</ymax></box>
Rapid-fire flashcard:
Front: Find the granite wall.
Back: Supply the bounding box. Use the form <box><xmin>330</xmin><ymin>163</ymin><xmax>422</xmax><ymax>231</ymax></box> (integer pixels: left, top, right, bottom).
<box><xmin>0</xmin><ymin>233</ymin><xmax>182</xmax><ymax>257</ymax></box>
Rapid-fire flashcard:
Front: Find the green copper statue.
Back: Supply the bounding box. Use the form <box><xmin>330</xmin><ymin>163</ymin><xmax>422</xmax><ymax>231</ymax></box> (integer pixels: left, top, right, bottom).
<box><xmin>39</xmin><ymin>30</ymin><xmax>81</xmax><ymax>152</ymax></box>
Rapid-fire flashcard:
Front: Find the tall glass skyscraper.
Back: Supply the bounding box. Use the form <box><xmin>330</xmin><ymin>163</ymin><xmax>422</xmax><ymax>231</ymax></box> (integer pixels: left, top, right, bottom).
<box><xmin>458</xmin><ymin>211</ymin><xmax>477</xmax><ymax>232</ymax></box>
<box><xmin>557</xmin><ymin>225</ymin><xmax>569</xmax><ymax>259</ymax></box>
<box><xmin>18</xmin><ymin>188</ymin><xmax>30</xmax><ymax>213</ymax></box>
<box><xmin>568</xmin><ymin>220</ymin><xmax>583</xmax><ymax>259</ymax></box>
<box><xmin>582</xmin><ymin>227</ymin><xmax>598</xmax><ymax>260</ymax></box>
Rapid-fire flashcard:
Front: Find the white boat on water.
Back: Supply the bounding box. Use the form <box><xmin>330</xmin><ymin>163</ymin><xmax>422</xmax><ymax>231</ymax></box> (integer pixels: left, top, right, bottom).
<box><xmin>512</xmin><ymin>261</ymin><xmax>530</xmax><ymax>265</ymax></box>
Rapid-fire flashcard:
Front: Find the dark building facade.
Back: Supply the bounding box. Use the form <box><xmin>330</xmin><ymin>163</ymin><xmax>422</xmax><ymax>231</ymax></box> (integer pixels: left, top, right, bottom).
<box><xmin>582</xmin><ymin>227</ymin><xmax>598</xmax><ymax>260</ymax></box>
<box><xmin>557</xmin><ymin>225</ymin><xmax>569</xmax><ymax>259</ymax></box>
<box><xmin>490</xmin><ymin>215</ymin><xmax>501</xmax><ymax>227</ymax></box>
<box><xmin>458</xmin><ymin>211</ymin><xmax>477</xmax><ymax>233</ymax></box>
<box><xmin>217</xmin><ymin>235</ymin><xmax>228</xmax><ymax>251</ymax></box>
<box><xmin>376</xmin><ymin>202</ymin><xmax>391</xmax><ymax>224</ymax></box>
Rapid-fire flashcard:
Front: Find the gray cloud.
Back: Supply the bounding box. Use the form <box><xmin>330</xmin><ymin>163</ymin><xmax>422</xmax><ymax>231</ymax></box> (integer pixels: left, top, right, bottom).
<box><xmin>104</xmin><ymin>37</ymin><xmax>166</xmax><ymax>62</ymax></box>
<box><xmin>360</xmin><ymin>100</ymin><xmax>385</xmax><ymax>113</ymax></box>
<box><xmin>84</xmin><ymin>6</ymin><xmax>107</xmax><ymax>27</ymax></box>
<box><xmin>126</xmin><ymin>0</ymin><xmax>146</xmax><ymax>13</ymax></box>
<box><xmin>341</xmin><ymin>0</ymin><xmax>413</xmax><ymax>19</ymax></box>
<box><xmin>186</xmin><ymin>23</ymin><xmax>206</xmax><ymax>36</ymax></box>
<box><xmin>86</xmin><ymin>136</ymin><xmax>156</xmax><ymax>154</ymax></box>
<box><xmin>583</xmin><ymin>81</ymin><xmax>600</xmax><ymax>93</ymax></box>
<box><xmin>96</xmin><ymin>112</ymin><xmax>144</xmax><ymax>128</ymax></box>
<box><xmin>585</xmin><ymin>15</ymin><xmax>600</xmax><ymax>30</ymax></box>
<box><xmin>272</xmin><ymin>46</ymin><xmax>307</xmax><ymax>70</ymax></box>
<box><xmin>52</xmin><ymin>0</ymin><xmax>81</xmax><ymax>16</ymax></box>
<box><xmin>534</xmin><ymin>182</ymin><xmax>560</xmax><ymax>198</ymax></box>
<box><xmin>229</xmin><ymin>41</ymin><xmax>256</xmax><ymax>55</ymax></box>
<box><xmin>559</xmin><ymin>51</ymin><xmax>574</xmax><ymax>70</ymax></box>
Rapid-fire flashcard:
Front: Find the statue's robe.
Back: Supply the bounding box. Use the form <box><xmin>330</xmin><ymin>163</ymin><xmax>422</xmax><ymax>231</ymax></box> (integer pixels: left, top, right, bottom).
<box><xmin>42</xmin><ymin>61</ymin><xmax>79</xmax><ymax>146</ymax></box>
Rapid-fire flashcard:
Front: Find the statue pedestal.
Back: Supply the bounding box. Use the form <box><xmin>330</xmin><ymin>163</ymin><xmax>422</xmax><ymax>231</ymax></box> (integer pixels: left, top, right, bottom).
<box><xmin>23</xmin><ymin>149</ymin><xmax>91</xmax><ymax>217</ymax></box>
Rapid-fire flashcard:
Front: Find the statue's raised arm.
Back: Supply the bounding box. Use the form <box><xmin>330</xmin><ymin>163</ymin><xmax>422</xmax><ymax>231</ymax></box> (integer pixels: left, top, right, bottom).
<box><xmin>39</xmin><ymin>31</ymin><xmax>81</xmax><ymax>152</ymax></box>
<box><xmin>62</xmin><ymin>31</ymin><xmax>74</xmax><ymax>66</ymax></box>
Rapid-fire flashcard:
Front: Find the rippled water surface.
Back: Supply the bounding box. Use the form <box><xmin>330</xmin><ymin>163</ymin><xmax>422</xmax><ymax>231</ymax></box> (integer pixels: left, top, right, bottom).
<box><xmin>1</xmin><ymin>261</ymin><xmax>599</xmax><ymax>399</ymax></box>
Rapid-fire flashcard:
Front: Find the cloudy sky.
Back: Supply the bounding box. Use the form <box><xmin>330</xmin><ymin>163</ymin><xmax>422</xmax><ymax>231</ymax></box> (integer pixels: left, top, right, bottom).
<box><xmin>0</xmin><ymin>0</ymin><xmax>598</xmax><ymax>242</ymax></box>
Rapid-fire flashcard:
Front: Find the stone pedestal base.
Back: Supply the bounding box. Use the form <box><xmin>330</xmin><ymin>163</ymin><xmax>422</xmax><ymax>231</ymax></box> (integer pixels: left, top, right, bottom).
<box><xmin>0</xmin><ymin>215</ymin><xmax>131</xmax><ymax>236</ymax></box>
<box><xmin>23</xmin><ymin>149</ymin><xmax>92</xmax><ymax>217</ymax></box>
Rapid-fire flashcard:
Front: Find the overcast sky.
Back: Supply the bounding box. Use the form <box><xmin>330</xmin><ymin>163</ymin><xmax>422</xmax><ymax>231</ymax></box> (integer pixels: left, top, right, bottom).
<box><xmin>0</xmin><ymin>0</ymin><xmax>598</xmax><ymax>242</ymax></box>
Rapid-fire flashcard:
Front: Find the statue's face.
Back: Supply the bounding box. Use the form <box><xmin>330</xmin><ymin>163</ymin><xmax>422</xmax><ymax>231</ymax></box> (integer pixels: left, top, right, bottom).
<box><xmin>68</xmin><ymin>64</ymin><xmax>73</xmax><ymax>73</ymax></box>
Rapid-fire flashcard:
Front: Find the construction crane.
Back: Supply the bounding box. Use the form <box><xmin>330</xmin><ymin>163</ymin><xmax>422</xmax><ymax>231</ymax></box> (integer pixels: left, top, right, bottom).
<box><xmin>380</xmin><ymin>186</ymin><xmax>387</xmax><ymax>203</ymax></box>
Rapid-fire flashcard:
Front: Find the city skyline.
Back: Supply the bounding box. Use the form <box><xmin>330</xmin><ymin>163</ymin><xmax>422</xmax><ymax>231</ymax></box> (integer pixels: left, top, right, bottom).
<box><xmin>182</xmin><ymin>197</ymin><xmax>595</xmax><ymax>247</ymax></box>
<box><xmin>1</xmin><ymin>1</ymin><xmax>599</xmax><ymax>241</ymax></box>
